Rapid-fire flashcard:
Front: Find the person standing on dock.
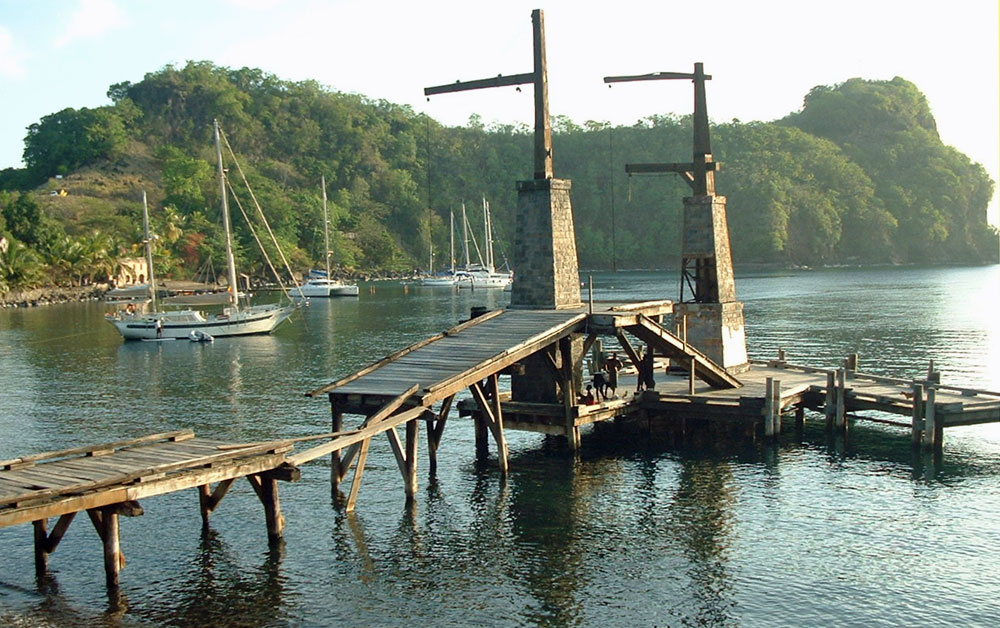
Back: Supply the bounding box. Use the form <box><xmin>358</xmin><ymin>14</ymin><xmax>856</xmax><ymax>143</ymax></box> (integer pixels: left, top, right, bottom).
<box><xmin>605</xmin><ymin>352</ymin><xmax>623</xmax><ymax>398</ymax></box>
<box><xmin>592</xmin><ymin>370</ymin><xmax>607</xmax><ymax>401</ymax></box>
<box><xmin>155</xmin><ymin>318</ymin><xmax>163</xmax><ymax>338</ymax></box>
<box><xmin>636</xmin><ymin>347</ymin><xmax>655</xmax><ymax>393</ymax></box>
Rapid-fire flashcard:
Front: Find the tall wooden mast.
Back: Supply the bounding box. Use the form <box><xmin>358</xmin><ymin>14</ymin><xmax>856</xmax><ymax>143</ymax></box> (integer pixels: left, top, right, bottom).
<box><xmin>425</xmin><ymin>9</ymin><xmax>553</xmax><ymax>179</ymax></box>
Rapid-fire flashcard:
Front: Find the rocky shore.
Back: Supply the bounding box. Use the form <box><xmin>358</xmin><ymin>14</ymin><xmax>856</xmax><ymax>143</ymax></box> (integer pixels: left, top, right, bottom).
<box><xmin>0</xmin><ymin>284</ymin><xmax>109</xmax><ymax>308</ymax></box>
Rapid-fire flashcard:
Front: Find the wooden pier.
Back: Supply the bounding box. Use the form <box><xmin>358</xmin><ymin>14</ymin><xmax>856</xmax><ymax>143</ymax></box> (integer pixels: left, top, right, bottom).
<box><xmin>304</xmin><ymin>302</ymin><xmax>1000</xmax><ymax>514</ymax></box>
<box><xmin>5</xmin><ymin>306</ymin><xmax>998</xmax><ymax>590</ymax></box>
<box><xmin>0</xmin><ymin>430</ymin><xmax>299</xmax><ymax>588</ymax></box>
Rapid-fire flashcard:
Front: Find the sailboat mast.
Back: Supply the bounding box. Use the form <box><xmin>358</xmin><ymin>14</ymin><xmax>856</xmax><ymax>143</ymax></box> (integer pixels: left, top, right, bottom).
<box><xmin>214</xmin><ymin>119</ymin><xmax>239</xmax><ymax>309</ymax></box>
<box><xmin>482</xmin><ymin>195</ymin><xmax>491</xmax><ymax>272</ymax></box>
<box><xmin>141</xmin><ymin>190</ymin><xmax>158</xmax><ymax>311</ymax></box>
<box><xmin>449</xmin><ymin>210</ymin><xmax>455</xmax><ymax>274</ymax></box>
<box><xmin>461</xmin><ymin>202</ymin><xmax>470</xmax><ymax>268</ymax></box>
<box><xmin>322</xmin><ymin>175</ymin><xmax>331</xmax><ymax>277</ymax></box>
<box><xmin>487</xmin><ymin>197</ymin><xmax>496</xmax><ymax>272</ymax></box>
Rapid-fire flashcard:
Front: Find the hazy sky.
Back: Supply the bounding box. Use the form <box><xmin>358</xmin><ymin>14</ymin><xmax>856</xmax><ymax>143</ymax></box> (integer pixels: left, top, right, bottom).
<box><xmin>1</xmin><ymin>0</ymin><xmax>997</xmax><ymax>222</ymax></box>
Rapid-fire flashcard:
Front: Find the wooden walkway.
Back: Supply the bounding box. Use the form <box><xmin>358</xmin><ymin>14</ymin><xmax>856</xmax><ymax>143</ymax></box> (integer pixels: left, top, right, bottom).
<box><xmin>1</xmin><ymin>430</ymin><xmax>298</xmax><ymax>588</ymax></box>
<box><xmin>484</xmin><ymin>355</ymin><xmax>1000</xmax><ymax>449</ymax></box>
<box><xmin>308</xmin><ymin>308</ymin><xmax>588</xmax><ymax>406</ymax></box>
<box><xmin>298</xmin><ymin>303</ymin><xmax>744</xmax><ymax>511</ymax></box>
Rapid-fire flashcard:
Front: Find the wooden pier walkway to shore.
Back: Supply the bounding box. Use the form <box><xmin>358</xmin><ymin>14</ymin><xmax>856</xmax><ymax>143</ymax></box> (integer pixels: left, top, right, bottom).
<box><xmin>0</xmin><ymin>430</ymin><xmax>298</xmax><ymax>588</ymax></box>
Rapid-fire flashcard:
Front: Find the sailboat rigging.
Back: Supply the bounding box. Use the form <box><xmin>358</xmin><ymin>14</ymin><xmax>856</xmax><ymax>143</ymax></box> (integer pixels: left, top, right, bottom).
<box><xmin>455</xmin><ymin>195</ymin><xmax>513</xmax><ymax>289</ymax></box>
<box><xmin>291</xmin><ymin>175</ymin><xmax>359</xmax><ymax>298</ymax></box>
<box><xmin>106</xmin><ymin>119</ymin><xmax>297</xmax><ymax>340</ymax></box>
<box><xmin>421</xmin><ymin>209</ymin><xmax>459</xmax><ymax>286</ymax></box>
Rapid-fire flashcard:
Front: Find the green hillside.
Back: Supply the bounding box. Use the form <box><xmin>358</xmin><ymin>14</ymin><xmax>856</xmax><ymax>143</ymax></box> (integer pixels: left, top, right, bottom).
<box><xmin>1</xmin><ymin>62</ymin><xmax>996</xmax><ymax>293</ymax></box>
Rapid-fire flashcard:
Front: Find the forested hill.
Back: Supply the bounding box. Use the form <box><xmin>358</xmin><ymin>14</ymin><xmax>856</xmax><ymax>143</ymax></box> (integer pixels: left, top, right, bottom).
<box><xmin>1</xmin><ymin>62</ymin><xmax>996</xmax><ymax>292</ymax></box>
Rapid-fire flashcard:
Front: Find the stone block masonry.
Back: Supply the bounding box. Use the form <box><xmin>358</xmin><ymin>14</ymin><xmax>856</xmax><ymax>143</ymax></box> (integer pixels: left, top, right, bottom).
<box><xmin>510</xmin><ymin>178</ymin><xmax>582</xmax><ymax>310</ymax></box>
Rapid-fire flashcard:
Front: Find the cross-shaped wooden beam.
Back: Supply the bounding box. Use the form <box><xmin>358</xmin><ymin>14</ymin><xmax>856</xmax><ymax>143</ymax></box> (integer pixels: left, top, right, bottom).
<box><xmin>425</xmin><ymin>9</ymin><xmax>553</xmax><ymax>180</ymax></box>
<box><xmin>604</xmin><ymin>63</ymin><xmax>716</xmax><ymax>195</ymax></box>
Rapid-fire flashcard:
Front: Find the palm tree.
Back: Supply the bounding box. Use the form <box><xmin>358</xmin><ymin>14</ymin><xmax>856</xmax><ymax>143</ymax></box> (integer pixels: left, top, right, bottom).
<box><xmin>0</xmin><ymin>239</ymin><xmax>45</xmax><ymax>292</ymax></box>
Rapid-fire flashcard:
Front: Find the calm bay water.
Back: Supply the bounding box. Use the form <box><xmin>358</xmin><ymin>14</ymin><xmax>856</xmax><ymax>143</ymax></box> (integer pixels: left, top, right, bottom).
<box><xmin>1</xmin><ymin>266</ymin><xmax>998</xmax><ymax>627</ymax></box>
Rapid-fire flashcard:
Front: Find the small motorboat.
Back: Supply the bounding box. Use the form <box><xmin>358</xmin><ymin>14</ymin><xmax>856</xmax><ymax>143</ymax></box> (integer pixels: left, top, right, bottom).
<box><xmin>188</xmin><ymin>330</ymin><xmax>214</xmax><ymax>343</ymax></box>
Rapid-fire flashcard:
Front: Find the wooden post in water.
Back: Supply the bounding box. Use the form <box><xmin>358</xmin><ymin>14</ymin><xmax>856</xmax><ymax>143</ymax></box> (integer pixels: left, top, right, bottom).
<box><xmin>330</xmin><ymin>401</ymin><xmax>344</xmax><ymax>490</ymax></box>
<box><xmin>474</xmin><ymin>413</ymin><xmax>489</xmax><ymax>459</ymax></box>
<box><xmin>248</xmin><ymin>473</ymin><xmax>285</xmax><ymax>545</ymax></box>
<box><xmin>764</xmin><ymin>378</ymin><xmax>775</xmax><ymax>437</ymax></box>
<box><xmin>426</xmin><ymin>395</ymin><xmax>452</xmax><ymax>477</ymax></box>
<box><xmin>87</xmin><ymin>508</ymin><xmax>124</xmax><ymax>589</ymax></box>
<box><xmin>404</xmin><ymin>417</ymin><xmax>419</xmax><ymax>500</ymax></box>
<box><xmin>923</xmin><ymin>386</ymin><xmax>939</xmax><ymax>451</ymax></box>
<box><xmin>824</xmin><ymin>371</ymin><xmax>836</xmax><ymax>428</ymax></box>
<box><xmin>910</xmin><ymin>382</ymin><xmax>924</xmax><ymax>446</ymax></box>
<box><xmin>835</xmin><ymin>368</ymin><xmax>847</xmax><ymax>430</ymax></box>
<box><xmin>102</xmin><ymin>511</ymin><xmax>121</xmax><ymax>589</ymax></box>
<box><xmin>560</xmin><ymin>337</ymin><xmax>580</xmax><ymax>450</ymax></box>
<box><xmin>33</xmin><ymin>519</ymin><xmax>50</xmax><ymax>574</ymax></box>
<box><xmin>773</xmin><ymin>379</ymin><xmax>782</xmax><ymax>435</ymax></box>
<box><xmin>794</xmin><ymin>405</ymin><xmax>805</xmax><ymax>430</ymax></box>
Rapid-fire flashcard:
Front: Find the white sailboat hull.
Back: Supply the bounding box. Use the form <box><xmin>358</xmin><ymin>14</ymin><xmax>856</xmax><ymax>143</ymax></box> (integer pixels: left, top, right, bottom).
<box><xmin>456</xmin><ymin>270</ymin><xmax>512</xmax><ymax>289</ymax></box>
<box><xmin>107</xmin><ymin>304</ymin><xmax>294</xmax><ymax>340</ymax></box>
<box><xmin>291</xmin><ymin>278</ymin><xmax>359</xmax><ymax>298</ymax></box>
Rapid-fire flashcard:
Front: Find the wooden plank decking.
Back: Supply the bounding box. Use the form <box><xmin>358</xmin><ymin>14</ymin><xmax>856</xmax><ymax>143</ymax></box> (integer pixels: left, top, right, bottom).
<box><xmin>308</xmin><ymin>309</ymin><xmax>589</xmax><ymax>406</ymax></box>
<box><xmin>1</xmin><ymin>430</ymin><xmax>298</xmax><ymax>589</ymax></box>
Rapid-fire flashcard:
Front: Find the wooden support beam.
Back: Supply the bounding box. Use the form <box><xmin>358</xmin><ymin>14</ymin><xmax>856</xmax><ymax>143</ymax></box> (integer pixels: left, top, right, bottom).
<box><xmin>764</xmin><ymin>378</ymin><xmax>776</xmax><ymax>437</ymax></box>
<box><xmin>248</xmin><ymin>474</ymin><xmax>285</xmax><ymax>544</ymax></box>
<box><xmin>198</xmin><ymin>478</ymin><xmax>236</xmax><ymax>528</ymax></box>
<box><xmin>346</xmin><ymin>438</ymin><xmax>370</xmax><ymax>512</ymax></box>
<box><xmin>824</xmin><ymin>371</ymin><xmax>836</xmax><ymax>428</ymax></box>
<box><xmin>290</xmin><ymin>384</ymin><xmax>420</xmax><ymax>469</ymax></box>
<box><xmin>470</xmin><ymin>378</ymin><xmax>509</xmax><ymax>473</ymax></box>
<box><xmin>923</xmin><ymin>386</ymin><xmax>939</xmax><ymax>451</ymax></box>
<box><xmin>426</xmin><ymin>395</ymin><xmax>453</xmax><ymax>477</ymax></box>
<box><xmin>795</xmin><ymin>405</ymin><xmax>805</xmax><ymax>430</ymax></box>
<box><xmin>404</xmin><ymin>415</ymin><xmax>419</xmax><ymax>500</ymax></box>
<box><xmin>330</xmin><ymin>402</ymin><xmax>344</xmax><ymax>490</ymax></box>
<box><xmin>87</xmin><ymin>507</ymin><xmax>125</xmax><ymax>589</ymax></box>
<box><xmin>835</xmin><ymin>368</ymin><xmax>847</xmax><ymax>429</ymax></box>
<box><xmin>574</xmin><ymin>334</ymin><xmax>599</xmax><ymax>372</ymax></box>
<box><xmin>615</xmin><ymin>331</ymin><xmax>642</xmax><ymax>371</ymax></box>
<box><xmin>911</xmin><ymin>382</ymin><xmax>925</xmax><ymax>446</ymax></box>
<box><xmin>560</xmin><ymin>337</ymin><xmax>580</xmax><ymax>450</ymax></box>
<box><xmin>424</xmin><ymin>72</ymin><xmax>534</xmax><ymax>95</ymax></box>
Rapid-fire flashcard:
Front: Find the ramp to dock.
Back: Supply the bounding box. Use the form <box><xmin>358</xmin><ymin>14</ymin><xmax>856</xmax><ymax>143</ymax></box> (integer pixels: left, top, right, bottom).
<box><xmin>307</xmin><ymin>309</ymin><xmax>588</xmax><ymax>405</ymax></box>
<box><xmin>625</xmin><ymin>314</ymin><xmax>742</xmax><ymax>388</ymax></box>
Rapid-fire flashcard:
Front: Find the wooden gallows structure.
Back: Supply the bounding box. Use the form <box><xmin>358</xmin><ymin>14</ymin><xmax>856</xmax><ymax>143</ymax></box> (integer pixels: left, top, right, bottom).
<box><xmin>604</xmin><ymin>63</ymin><xmax>748</xmax><ymax>372</ymax></box>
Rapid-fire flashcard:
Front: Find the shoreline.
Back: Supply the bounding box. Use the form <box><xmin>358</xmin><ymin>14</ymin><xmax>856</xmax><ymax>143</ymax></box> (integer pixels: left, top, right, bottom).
<box><xmin>0</xmin><ymin>284</ymin><xmax>109</xmax><ymax>308</ymax></box>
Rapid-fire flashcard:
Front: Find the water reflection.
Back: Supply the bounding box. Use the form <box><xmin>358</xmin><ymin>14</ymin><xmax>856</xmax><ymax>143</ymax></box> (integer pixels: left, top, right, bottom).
<box><xmin>134</xmin><ymin>529</ymin><xmax>286</xmax><ymax>628</ymax></box>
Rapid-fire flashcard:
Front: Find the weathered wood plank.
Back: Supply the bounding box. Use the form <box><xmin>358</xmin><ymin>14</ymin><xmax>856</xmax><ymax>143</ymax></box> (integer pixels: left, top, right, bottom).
<box><xmin>1</xmin><ymin>430</ymin><xmax>195</xmax><ymax>470</ymax></box>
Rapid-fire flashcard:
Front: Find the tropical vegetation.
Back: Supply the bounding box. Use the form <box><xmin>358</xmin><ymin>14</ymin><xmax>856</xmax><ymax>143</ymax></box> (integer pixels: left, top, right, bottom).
<box><xmin>0</xmin><ymin>62</ymin><xmax>995</xmax><ymax>294</ymax></box>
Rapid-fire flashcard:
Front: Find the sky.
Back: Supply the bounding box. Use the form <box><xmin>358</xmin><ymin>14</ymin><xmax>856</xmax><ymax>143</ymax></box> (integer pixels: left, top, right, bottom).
<box><xmin>1</xmin><ymin>0</ymin><xmax>997</xmax><ymax>223</ymax></box>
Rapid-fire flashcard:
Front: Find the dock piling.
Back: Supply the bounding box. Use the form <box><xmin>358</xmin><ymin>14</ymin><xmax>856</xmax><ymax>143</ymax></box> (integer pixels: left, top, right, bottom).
<box><xmin>910</xmin><ymin>382</ymin><xmax>924</xmax><ymax>446</ymax></box>
<box><xmin>824</xmin><ymin>371</ymin><xmax>836</xmax><ymax>427</ymax></box>
<box><xmin>835</xmin><ymin>368</ymin><xmax>847</xmax><ymax>429</ymax></box>
<box><xmin>923</xmin><ymin>385</ymin><xmax>939</xmax><ymax>451</ymax></box>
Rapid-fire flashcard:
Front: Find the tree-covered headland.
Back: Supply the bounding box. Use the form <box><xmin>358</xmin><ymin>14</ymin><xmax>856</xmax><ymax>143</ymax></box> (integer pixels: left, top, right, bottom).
<box><xmin>1</xmin><ymin>62</ymin><xmax>996</xmax><ymax>293</ymax></box>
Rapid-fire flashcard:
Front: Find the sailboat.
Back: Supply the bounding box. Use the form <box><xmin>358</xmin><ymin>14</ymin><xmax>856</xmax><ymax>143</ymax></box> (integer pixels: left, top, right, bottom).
<box><xmin>421</xmin><ymin>209</ymin><xmax>459</xmax><ymax>286</ymax></box>
<box><xmin>456</xmin><ymin>196</ymin><xmax>513</xmax><ymax>289</ymax></box>
<box><xmin>291</xmin><ymin>176</ymin><xmax>359</xmax><ymax>298</ymax></box>
<box><xmin>106</xmin><ymin>120</ymin><xmax>296</xmax><ymax>340</ymax></box>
